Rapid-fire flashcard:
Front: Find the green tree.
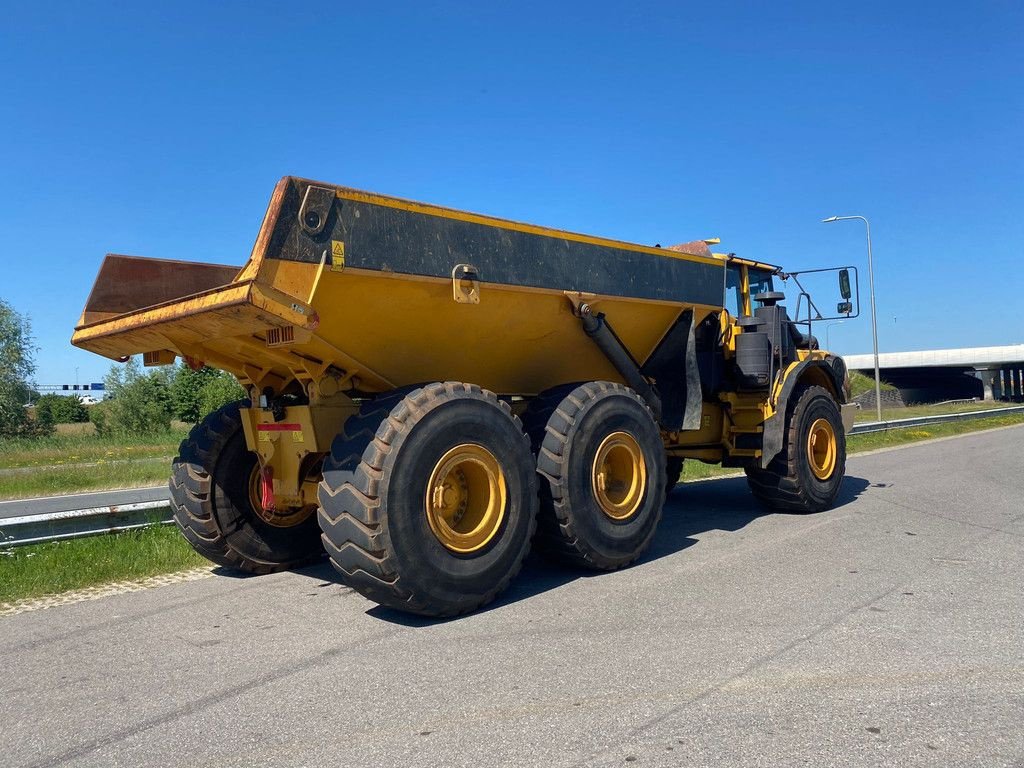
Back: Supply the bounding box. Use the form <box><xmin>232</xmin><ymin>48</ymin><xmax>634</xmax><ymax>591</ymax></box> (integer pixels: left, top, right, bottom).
<box><xmin>170</xmin><ymin>363</ymin><xmax>218</xmax><ymax>423</ymax></box>
<box><xmin>91</xmin><ymin>357</ymin><xmax>173</xmax><ymax>435</ymax></box>
<box><xmin>197</xmin><ymin>371</ymin><xmax>247</xmax><ymax>418</ymax></box>
<box><xmin>35</xmin><ymin>393</ymin><xmax>89</xmax><ymax>424</ymax></box>
<box><xmin>0</xmin><ymin>300</ymin><xmax>51</xmax><ymax>438</ymax></box>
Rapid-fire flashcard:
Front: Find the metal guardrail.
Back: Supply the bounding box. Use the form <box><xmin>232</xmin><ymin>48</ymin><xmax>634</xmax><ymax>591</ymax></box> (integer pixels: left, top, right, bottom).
<box><xmin>849</xmin><ymin>405</ymin><xmax>1024</xmax><ymax>435</ymax></box>
<box><xmin>2</xmin><ymin>405</ymin><xmax>1021</xmax><ymax>548</ymax></box>
<box><xmin>0</xmin><ymin>501</ymin><xmax>172</xmax><ymax>548</ymax></box>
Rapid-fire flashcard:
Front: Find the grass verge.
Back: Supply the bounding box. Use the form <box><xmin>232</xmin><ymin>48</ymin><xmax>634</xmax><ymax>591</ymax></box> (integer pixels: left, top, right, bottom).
<box><xmin>0</xmin><ymin>426</ymin><xmax>188</xmax><ymax>500</ymax></box>
<box><xmin>0</xmin><ymin>427</ymin><xmax>187</xmax><ymax>469</ymax></box>
<box><xmin>2</xmin><ymin>415</ymin><xmax>1022</xmax><ymax>607</ymax></box>
<box><xmin>845</xmin><ymin>412</ymin><xmax>1024</xmax><ymax>450</ymax></box>
<box><xmin>0</xmin><ymin>460</ymin><xmax>171</xmax><ymax>500</ymax></box>
<box><xmin>0</xmin><ymin>525</ymin><xmax>206</xmax><ymax>604</ymax></box>
<box><xmin>854</xmin><ymin>400</ymin><xmax>1019</xmax><ymax>423</ymax></box>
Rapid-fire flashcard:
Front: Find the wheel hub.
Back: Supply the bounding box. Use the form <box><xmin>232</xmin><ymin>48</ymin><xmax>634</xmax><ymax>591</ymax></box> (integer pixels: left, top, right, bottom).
<box><xmin>247</xmin><ymin>465</ymin><xmax>316</xmax><ymax>528</ymax></box>
<box><xmin>591</xmin><ymin>431</ymin><xmax>647</xmax><ymax>521</ymax></box>
<box><xmin>425</xmin><ymin>444</ymin><xmax>507</xmax><ymax>554</ymax></box>
<box><xmin>807</xmin><ymin>418</ymin><xmax>837</xmax><ymax>480</ymax></box>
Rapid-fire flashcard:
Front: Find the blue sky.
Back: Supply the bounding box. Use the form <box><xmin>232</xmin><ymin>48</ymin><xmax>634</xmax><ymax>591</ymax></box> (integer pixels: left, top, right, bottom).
<box><xmin>1</xmin><ymin>1</ymin><xmax>1021</xmax><ymax>386</ymax></box>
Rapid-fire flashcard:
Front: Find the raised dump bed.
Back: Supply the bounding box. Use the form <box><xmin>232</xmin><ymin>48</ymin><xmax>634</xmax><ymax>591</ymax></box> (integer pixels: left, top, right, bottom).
<box><xmin>73</xmin><ymin>176</ymin><xmax>857</xmax><ymax>617</ymax></box>
<box><xmin>74</xmin><ymin>177</ymin><xmax>727</xmax><ymax>396</ymax></box>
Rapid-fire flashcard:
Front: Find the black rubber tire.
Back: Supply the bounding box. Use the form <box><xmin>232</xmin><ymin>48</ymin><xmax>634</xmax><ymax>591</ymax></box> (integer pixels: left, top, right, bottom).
<box><xmin>317</xmin><ymin>382</ymin><xmax>538</xmax><ymax>617</ymax></box>
<box><xmin>169</xmin><ymin>401</ymin><xmax>323</xmax><ymax>574</ymax></box>
<box><xmin>665</xmin><ymin>456</ymin><xmax>684</xmax><ymax>499</ymax></box>
<box><xmin>745</xmin><ymin>385</ymin><xmax>846</xmax><ymax>512</ymax></box>
<box><xmin>524</xmin><ymin>381</ymin><xmax>666</xmax><ymax>571</ymax></box>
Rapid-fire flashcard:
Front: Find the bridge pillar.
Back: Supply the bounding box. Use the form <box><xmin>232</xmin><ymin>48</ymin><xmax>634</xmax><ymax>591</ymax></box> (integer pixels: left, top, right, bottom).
<box><xmin>1009</xmin><ymin>367</ymin><xmax>1023</xmax><ymax>401</ymax></box>
<box><xmin>976</xmin><ymin>368</ymin><xmax>998</xmax><ymax>401</ymax></box>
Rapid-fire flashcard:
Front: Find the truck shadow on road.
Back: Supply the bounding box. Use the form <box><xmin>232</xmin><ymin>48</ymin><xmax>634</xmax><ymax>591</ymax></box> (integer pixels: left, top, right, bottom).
<box><xmin>360</xmin><ymin>473</ymin><xmax>870</xmax><ymax>625</ymax></box>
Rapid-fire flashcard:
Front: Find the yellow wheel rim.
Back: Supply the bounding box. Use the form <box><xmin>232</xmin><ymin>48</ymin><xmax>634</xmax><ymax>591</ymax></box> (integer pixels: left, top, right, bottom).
<box><xmin>247</xmin><ymin>465</ymin><xmax>316</xmax><ymax>528</ymax></box>
<box><xmin>807</xmin><ymin>418</ymin><xmax>837</xmax><ymax>480</ymax></box>
<box><xmin>591</xmin><ymin>431</ymin><xmax>647</xmax><ymax>521</ymax></box>
<box><xmin>425</xmin><ymin>444</ymin><xmax>507</xmax><ymax>554</ymax></box>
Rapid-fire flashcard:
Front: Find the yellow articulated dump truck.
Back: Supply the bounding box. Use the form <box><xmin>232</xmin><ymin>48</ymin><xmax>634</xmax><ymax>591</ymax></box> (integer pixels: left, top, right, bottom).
<box><xmin>72</xmin><ymin>176</ymin><xmax>859</xmax><ymax>617</ymax></box>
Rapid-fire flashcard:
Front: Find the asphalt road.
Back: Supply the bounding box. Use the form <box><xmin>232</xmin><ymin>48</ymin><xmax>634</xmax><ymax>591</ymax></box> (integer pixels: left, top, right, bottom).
<box><xmin>0</xmin><ymin>486</ymin><xmax>168</xmax><ymax>521</ymax></box>
<box><xmin>2</xmin><ymin>426</ymin><xmax>1022</xmax><ymax>767</ymax></box>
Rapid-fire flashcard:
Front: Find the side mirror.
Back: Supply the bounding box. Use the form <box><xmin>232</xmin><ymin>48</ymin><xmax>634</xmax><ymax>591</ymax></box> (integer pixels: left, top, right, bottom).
<box><xmin>837</xmin><ymin>301</ymin><xmax>853</xmax><ymax>315</ymax></box>
<box><xmin>838</xmin><ymin>269</ymin><xmax>852</xmax><ymax>300</ymax></box>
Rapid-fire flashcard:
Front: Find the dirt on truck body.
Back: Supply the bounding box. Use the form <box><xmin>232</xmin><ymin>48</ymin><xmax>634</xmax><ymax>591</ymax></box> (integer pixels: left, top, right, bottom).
<box><xmin>72</xmin><ymin>176</ymin><xmax>859</xmax><ymax>617</ymax></box>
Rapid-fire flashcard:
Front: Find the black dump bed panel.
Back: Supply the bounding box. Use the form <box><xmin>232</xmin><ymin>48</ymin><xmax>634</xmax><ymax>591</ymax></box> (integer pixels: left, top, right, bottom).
<box><xmin>265</xmin><ymin>178</ymin><xmax>724</xmax><ymax>307</ymax></box>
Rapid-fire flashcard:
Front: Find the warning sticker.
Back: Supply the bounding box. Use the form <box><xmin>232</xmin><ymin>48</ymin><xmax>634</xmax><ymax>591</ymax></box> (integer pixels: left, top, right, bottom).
<box><xmin>330</xmin><ymin>240</ymin><xmax>345</xmax><ymax>271</ymax></box>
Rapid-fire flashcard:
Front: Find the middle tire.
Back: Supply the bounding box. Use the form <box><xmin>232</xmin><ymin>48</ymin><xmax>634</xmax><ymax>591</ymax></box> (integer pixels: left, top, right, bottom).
<box><xmin>317</xmin><ymin>382</ymin><xmax>538</xmax><ymax>617</ymax></box>
<box><xmin>525</xmin><ymin>381</ymin><xmax>666</xmax><ymax>570</ymax></box>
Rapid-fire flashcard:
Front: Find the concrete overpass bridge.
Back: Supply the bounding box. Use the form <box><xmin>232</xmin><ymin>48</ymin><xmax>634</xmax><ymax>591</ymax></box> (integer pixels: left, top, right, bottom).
<box><xmin>844</xmin><ymin>344</ymin><xmax>1024</xmax><ymax>402</ymax></box>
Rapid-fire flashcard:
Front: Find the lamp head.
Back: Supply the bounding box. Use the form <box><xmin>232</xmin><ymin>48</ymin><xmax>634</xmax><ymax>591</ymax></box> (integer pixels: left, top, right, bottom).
<box><xmin>822</xmin><ymin>216</ymin><xmax>839</xmax><ymax>223</ymax></box>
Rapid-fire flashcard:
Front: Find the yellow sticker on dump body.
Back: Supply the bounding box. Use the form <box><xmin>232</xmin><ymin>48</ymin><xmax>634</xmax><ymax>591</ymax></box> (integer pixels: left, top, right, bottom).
<box><xmin>330</xmin><ymin>240</ymin><xmax>345</xmax><ymax>271</ymax></box>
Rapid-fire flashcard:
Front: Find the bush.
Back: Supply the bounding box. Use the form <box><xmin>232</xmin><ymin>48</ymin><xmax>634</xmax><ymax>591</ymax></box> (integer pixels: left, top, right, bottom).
<box><xmin>170</xmin><ymin>364</ymin><xmax>219</xmax><ymax>423</ymax></box>
<box><xmin>95</xmin><ymin>359</ymin><xmax>246</xmax><ymax>433</ymax></box>
<box><xmin>88</xmin><ymin>400</ymin><xmax>111</xmax><ymax>434</ymax></box>
<box><xmin>168</xmin><ymin>363</ymin><xmax>246</xmax><ymax>423</ymax></box>
<box><xmin>92</xmin><ymin>358</ymin><xmax>173</xmax><ymax>436</ymax></box>
<box><xmin>34</xmin><ymin>394</ymin><xmax>89</xmax><ymax>424</ymax></box>
<box><xmin>197</xmin><ymin>371</ymin><xmax>246</xmax><ymax>418</ymax></box>
<box><xmin>13</xmin><ymin>411</ymin><xmax>54</xmax><ymax>438</ymax></box>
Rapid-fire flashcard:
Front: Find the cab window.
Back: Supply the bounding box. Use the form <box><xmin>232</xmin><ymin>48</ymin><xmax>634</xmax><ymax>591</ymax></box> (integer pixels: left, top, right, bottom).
<box><xmin>747</xmin><ymin>269</ymin><xmax>775</xmax><ymax>306</ymax></box>
<box><xmin>725</xmin><ymin>265</ymin><xmax>743</xmax><ymax>317</ymax></box>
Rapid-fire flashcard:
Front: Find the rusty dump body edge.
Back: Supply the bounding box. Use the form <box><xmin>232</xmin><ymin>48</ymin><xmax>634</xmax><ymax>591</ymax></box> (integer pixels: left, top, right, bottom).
<box><xmin>77</xmin><ymin>255</ymin><xmax>241</xmax><ymax>327</ymax></box>
<box><xmin>71</xmin><ymin>176</ymin><xmax>730</xmax><ymax>396</ymax></box>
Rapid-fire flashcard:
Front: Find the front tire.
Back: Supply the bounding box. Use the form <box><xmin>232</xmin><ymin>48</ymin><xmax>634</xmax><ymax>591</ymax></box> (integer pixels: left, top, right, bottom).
<box><xmin>745</xmin><ymin>385</ymin><xmax>846</xmax><ymax>512</ymax></box>
<box><xmin>317</xmin><ymin>383</ymin><xmax>538</xmax><ymax>617</ymax></box>
<box><xmin>169</xmin><ymin>401</ymin><xmax>323</xmax><ymax>573</ymax></box>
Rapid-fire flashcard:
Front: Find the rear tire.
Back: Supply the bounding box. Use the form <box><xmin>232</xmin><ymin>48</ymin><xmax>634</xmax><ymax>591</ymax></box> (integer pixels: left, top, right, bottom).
<box><xmin>169</xmin><ymin>401</ymin><xmax>323</xmax><ymax>573</ymax></box>
<box><xmin>317</xmin><ymin>382</ymin><xmax>538</xmax><ymax>617</ymax></box>
<box><xmin>526</xmin><ymin>381</ymin><xmax>666</xmax><ymax>570</ymax></box>
<box><xmin>745</xmin><ymin>385</ymin><xmax>846</xmax><ymax>512</ymax></box>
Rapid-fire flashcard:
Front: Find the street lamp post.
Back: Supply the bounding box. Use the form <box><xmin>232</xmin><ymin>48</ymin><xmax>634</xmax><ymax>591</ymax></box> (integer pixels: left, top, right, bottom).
<box><xmin>822</xmin><ymin>215</ymin><xmax>882</xmax><ymax>422</ymax></box>
<box><xmin>824</xmin><ymin>320</ymin><xmax>845</xmax><ymax>351</ymax></box>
